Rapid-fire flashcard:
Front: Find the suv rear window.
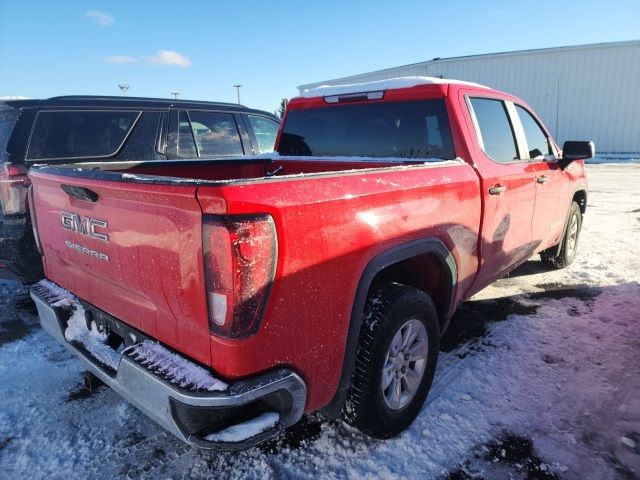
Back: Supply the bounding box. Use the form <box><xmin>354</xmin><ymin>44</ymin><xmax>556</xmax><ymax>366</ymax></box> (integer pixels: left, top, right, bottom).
<box><xmin>27</xmin><ymin>110</ymin><xmax>140</xmax><ymax>160</ymax></box>
<box><xmin>278</xmin><ymin>99</ymin><xmax>455</xmax><ymax>160</ymax></box>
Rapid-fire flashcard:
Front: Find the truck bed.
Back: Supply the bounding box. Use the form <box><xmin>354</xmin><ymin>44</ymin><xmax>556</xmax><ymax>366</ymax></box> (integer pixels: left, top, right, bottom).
<box><xmin>47</xmin><ymin>155</ymin><xmax>459</xmax><ymax>184</ymax></box>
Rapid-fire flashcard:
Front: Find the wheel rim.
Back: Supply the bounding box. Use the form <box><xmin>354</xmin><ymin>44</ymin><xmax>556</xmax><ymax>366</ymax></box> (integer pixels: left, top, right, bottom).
<box><xmin>566</xmin><ymin>213</ymin><xmax>579</xmax><ymax>257</ymax></box>
<box><xmin>381</xmin><ymin>319</ymin><xmax>428</xmax><ymax>410</ymax></box>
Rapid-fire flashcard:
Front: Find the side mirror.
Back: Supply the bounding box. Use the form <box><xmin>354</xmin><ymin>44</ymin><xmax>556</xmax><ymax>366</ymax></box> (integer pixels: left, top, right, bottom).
<box><xmin>559</xmin><ymin>141</ymin><xmax>594</xmax><ymax>169</ymax></box>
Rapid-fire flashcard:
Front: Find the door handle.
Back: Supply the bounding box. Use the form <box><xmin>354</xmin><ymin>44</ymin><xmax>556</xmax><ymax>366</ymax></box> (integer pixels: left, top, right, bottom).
<box><xmin>536</xmin><ymin>175</ymin><xmax>548</xmax><ymax>184</ymax></box>
<box><xmin>488</xmin><ymin>185</ymin><xmax>507</xmax><ymax>195</ymax></box>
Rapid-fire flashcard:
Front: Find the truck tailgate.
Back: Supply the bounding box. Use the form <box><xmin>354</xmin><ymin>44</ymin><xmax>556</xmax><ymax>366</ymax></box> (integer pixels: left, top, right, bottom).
<box><xmin>29</xmin><ymin>169</ymin><xmax>212</xmax><ymax>366</ymax></box>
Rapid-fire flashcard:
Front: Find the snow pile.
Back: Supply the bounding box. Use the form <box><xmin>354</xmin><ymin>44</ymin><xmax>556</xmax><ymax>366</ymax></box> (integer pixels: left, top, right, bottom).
<box><xmin>205</xmin><ymin>412</ymin><xmax>279</xmax><ymax>443</ymax></box>
<box><xmin>64</xmin><ymin>302</ymin><xmax>121</xmax><ymax>371</ymax></box>
<box><xmin>125</xmin><ymin>340</ymin><xmax>228</xmax><ymax>392</ymax></box>
<box><xmin>33</xmin><ymin>279</ymin><xmax>75</xmax><ymax>306</ymax></box>
<box><xmin>36</xmin><ymin>280</ymin><xmax>121</xmax><ymax>371</ymax></box>
<box><xmin>299</xmin><ymin>76</ymin><xmax>488</xmax><ymax>98</ymax></box>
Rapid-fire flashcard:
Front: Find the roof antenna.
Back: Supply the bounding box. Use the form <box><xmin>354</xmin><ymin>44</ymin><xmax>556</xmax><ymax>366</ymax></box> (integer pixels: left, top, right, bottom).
<box><xmin>118</xmin><ymin>84</ymin><xmax>129</xmax><ymax>96</ymax></box>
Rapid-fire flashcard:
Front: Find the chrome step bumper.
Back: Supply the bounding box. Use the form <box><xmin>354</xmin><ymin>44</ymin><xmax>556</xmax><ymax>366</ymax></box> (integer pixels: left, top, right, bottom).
<box><xmin>31</xmin><ymin>280</ymin><xmax>307</xmax><ymax>451</ymax></box>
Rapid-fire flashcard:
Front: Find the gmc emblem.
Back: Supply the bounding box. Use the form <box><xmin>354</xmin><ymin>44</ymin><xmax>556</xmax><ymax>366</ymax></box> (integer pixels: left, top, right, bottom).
<box><xmin>61</xmin><ymin>212</ymin><xmax>109</xmax><ymax>242</ymax></box>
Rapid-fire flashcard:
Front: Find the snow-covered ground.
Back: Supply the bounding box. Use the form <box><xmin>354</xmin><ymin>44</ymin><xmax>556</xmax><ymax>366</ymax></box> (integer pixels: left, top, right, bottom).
<box><xmin>0</xmin><ymin>164</ymin><xmax>638</xmax><ymax>479</ymax></box>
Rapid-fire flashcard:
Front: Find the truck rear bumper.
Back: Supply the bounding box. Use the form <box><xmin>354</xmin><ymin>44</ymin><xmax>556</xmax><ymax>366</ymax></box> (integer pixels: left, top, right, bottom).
<box><xmin>30</xmin><ymin>280</ymin><xmax>307</xmax><ymax>451</ymax></box>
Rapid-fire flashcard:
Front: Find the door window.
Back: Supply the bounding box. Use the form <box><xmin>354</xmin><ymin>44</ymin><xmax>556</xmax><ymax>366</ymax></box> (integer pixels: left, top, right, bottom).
<box><xmin>188</xmin><ymin>111</ymin><xmax>243</xmax><ymax>157</ymax></box>
<box><xmin>469</xmin><ymin>98</ymin><xmax>519</xmax><ymax>163</ymax></box>
<box><xmin>247</xmin><ymin>115</ymin><xmax>279</xmax><ymax>153</ymax></box>
<box><xmin>515</xmin><ymin>105</ymin><xmax>552</xmax><ymax>160</ymax></box>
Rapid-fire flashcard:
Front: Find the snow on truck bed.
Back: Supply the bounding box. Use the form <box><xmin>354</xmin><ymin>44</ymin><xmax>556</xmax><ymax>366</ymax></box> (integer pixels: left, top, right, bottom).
<box><xmin>0</xmin><ymin>163</ymin><xmax>638</xmax><ymax>479</ymax></box>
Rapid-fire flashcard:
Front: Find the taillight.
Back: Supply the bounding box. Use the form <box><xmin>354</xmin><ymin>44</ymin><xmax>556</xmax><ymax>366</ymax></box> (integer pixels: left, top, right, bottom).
<box><xmin>0</xmin><ymin>163</ymin><xmax>29</xmax><ymax>215</ymax></box>
<box><xmin>203</xmin><ymin>214</ymin><xmax>277</xmax><ymax>339</ymax></box>
<box><xmin>27</xmin><ymin>185</ymin><xmax>42</xmax><ymax>255</ymax></box>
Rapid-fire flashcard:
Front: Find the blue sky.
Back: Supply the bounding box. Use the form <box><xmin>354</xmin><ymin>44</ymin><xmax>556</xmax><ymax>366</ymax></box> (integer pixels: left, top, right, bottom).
<box><xmin>1</xmin><ymin>0</ymin><xmax>638</xmax><ymax>113</ymax></box>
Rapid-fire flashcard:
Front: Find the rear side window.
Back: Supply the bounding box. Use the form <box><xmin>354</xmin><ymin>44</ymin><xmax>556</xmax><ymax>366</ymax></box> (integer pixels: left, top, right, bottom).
<box><xmin>278</xmin><ymin>99</ymin><xmax>455</xmax><ymax>160</ymax></box>
<box><xmin>247</xmin><ymin>115</ymin><xmax>279</xmax><ymax>153</ymax></box>
<box><xmin>469</xmin><ymin>98</ymin><xmax>519</xmax><ymax>163</ymax></box>
<box><xmin>515</xmin><ymin>105</ymin><xmax>552</xmax><ymax>160</ymax></box>
<box><xmin>27</xmin><ymin>110</ymin><xmax>140</xmax><ymax>160</ymax></box>
<box><xmin>188</xmin><ymin>111</ymin><xmax>243</xmax><ymax>157</ymax></box>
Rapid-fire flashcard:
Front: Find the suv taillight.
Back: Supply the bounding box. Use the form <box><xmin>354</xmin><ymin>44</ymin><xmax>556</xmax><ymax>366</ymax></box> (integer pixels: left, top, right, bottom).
<box><xmin>0</xmin><ymin>163</ymin><xmax>29</xmax><ymax>215</ymax></box>
<box><xmin>203</xmin><ymin>214</ymin><xmax>277</xmax><ymax>339</ymax></box>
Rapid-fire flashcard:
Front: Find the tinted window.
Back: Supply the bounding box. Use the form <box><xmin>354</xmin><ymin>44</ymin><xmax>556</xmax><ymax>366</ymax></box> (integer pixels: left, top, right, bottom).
<box><xmin>188</xmin><ymin>111</ymin><xmax>243</xmax><ymax>157</ymax></box>
<box><xmin>247</xmin><ymin>115</ymin><xmax>279</xmax><ymax>153</ymax></box>
<box><xmin>0</xmin><ymin>109</ymin><xmax>20</xmax><ymax>162</ymax></box>
<box><xmin>27</xmin><ymin>110</ymin><xmax>139</xmax><ymax>160</ymax></box>
<box><xmin>469</xmin><ymin>98</ymin><xmax>518</xmax><ymax>163</ymax></box>
<box><xmin>167</xmin><ymin>111</ymin><xmax>197</xmax><ymax>157</ymax></box>
<box><xmin>515</xmin><ymin>105</ymin><xmax>552</xmax><ymax>160</ymax></box>
<box><xmin>278</xmin><ymin>99</ymin><xmax>455</xmax><ymax>160</ymax></box>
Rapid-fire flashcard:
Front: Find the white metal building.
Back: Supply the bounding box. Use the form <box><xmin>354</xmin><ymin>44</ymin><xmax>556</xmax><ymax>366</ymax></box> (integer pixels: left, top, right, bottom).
<box><xmin>298</xmin><ymin>40</ymin><xmax>640</xmax><ymax>154</ymax></box>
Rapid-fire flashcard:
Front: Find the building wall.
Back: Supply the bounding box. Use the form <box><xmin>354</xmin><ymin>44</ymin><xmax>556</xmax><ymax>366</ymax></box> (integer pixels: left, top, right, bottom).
<box><xmin>299</xmin><ymin>41</ymin><xmax>640</xmax><ymax>154</ymax></box>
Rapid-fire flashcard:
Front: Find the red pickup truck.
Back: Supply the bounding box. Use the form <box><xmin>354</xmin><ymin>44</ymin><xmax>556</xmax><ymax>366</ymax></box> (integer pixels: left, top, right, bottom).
<box><xmin>28</xmin><ymin>77</ymin><xmax>591</xmax><ymax>450</ymax></box>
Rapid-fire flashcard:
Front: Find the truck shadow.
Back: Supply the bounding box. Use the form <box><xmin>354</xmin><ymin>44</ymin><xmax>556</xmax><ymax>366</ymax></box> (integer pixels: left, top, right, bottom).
<box><xmin>501</xmin><ymin>258</ymin><xmax>557</xmax><ymax>278</ymax></box>
<box><xmin>441</xmin><ymin>276</ymin><xmax>602</xmax><ymax>353</ymax></box>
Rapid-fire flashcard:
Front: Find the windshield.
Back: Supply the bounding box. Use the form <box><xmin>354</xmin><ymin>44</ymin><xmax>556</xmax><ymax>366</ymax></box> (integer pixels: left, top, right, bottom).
<box><xmin>278</xmin><ymin>99</ymin><xmax>455</xmax><ymax>160</ymax></box>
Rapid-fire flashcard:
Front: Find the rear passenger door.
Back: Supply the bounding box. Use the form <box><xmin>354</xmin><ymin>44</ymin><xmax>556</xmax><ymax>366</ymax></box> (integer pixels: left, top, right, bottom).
<box><xmin>464</xmin><ymin>96</ymin><xmax>537</xmax><ymax>289</ymax></box>
<box><xmin>166</xmin><ymin>109</ymin><xmax>249</xmax><ymax>159</ymax></box>
<box><xmin>512</xmin><ymin>104</ymin><xmax>571</xmax><ymax>251</ymax></box>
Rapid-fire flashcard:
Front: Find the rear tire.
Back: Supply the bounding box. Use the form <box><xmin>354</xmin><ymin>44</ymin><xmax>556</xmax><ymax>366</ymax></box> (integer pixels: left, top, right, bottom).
<box><xmin>345</xmin><ymin>283</ymin><xmax>440</xmax><ymax>439</ymax></box>
<box><xmin>540</xmin><ymin>201</ymin><xmax>582</xmax><ymax>269</ymax></box>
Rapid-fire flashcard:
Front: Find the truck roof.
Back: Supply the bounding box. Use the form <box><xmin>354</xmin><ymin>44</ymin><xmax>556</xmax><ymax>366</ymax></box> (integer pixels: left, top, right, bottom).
<box><xmin>298</xmin><ymin>76</ymin><xmax>489</xmax><ymax>98</ymax></box>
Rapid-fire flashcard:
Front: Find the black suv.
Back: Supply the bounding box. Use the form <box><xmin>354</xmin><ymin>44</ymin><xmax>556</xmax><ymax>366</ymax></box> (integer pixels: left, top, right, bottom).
<box><xmin>0</xmin><ymin>96</ymin><xmax>280</xmax><ymax>283</ymax></box>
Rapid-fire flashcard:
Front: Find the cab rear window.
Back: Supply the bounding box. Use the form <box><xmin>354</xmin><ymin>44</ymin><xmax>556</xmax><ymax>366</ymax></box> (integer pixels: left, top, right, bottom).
<box><xmin>278</xmin><ymin>99</ymin><xmax>455</xmax><ymax>160</ymax></box>
<box><xmin>27</xmin><ymin>110</ymin><xmax>140</xmax><ymax>160</ymax></box>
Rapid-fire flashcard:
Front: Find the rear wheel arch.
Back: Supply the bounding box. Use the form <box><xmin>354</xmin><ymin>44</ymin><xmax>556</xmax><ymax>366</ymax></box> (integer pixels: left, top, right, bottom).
<box><xmin>320</xmin><ymin>238</ymin><xmax>457</xmax><ymax>419</ymax></box>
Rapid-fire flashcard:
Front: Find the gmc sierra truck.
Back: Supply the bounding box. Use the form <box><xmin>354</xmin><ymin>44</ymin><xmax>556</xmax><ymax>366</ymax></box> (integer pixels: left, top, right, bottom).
<box><xmin>28</xmin><ymin>77</ymin><xmax>591</xmax><ymax>450</ymax></box>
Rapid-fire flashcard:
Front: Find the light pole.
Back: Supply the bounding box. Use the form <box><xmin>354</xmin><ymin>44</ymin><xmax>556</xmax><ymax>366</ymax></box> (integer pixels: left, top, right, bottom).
<box><xmin>233</xmin><ymin>84</ymin><xmax>242</xmax><ymax>104</ymax></box>
<box><xmin>171</xmin><ymin>92</ymin><xmax>179</xmax><ymax>99</ymax></box>
<box><xmin>118</xmin><ymin>84</ymin><xmax>129</xmax><ymax>96</ymax></box>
